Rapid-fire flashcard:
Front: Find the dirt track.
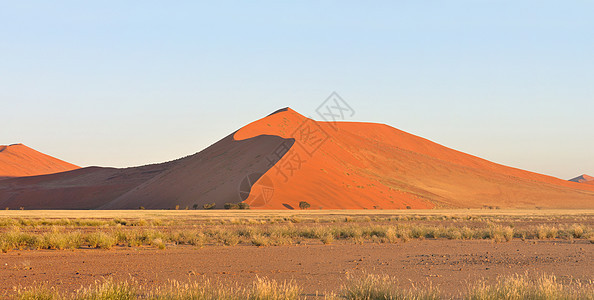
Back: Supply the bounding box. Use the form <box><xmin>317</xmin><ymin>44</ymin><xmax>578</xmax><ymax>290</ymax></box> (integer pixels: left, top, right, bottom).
<box><xmin>1</xmin><ymin>240</ymin><xmax>592</xmax><ymax>297</ymax></box>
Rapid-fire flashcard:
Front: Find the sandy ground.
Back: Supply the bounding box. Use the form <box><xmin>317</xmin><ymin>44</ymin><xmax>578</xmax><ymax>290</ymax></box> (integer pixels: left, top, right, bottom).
<box><xmin>1</xmin><ymin>240</ymin><xmax>592</xmax><ymax>297</ymax></box>
<box><xmin>2</xmin><ymin>209</ymin><xmax>592</xmax><ymax>219</ymax></box>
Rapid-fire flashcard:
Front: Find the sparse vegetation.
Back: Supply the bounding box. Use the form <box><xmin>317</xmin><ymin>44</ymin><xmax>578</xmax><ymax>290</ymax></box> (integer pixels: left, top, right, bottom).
<box><xmin>1</xmin><ymin>221</ymin><xmax>592</xmax><ymax>252</ymax></box>
<box><xmin>0</xmin><ymin>211</ymin><xmax>592</xmax><ymax>252</ymax></box>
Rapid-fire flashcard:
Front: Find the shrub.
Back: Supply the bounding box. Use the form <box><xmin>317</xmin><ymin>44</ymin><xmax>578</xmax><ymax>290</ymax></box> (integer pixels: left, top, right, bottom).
<box><xmin>86</xmin><ymin>232</ymin><xmax>117</xmax><ymax>249</ymax></box>
<box><xmin>238</xmin><ymin>202</ymin><xmax>250</xmax><ymax>210</ymax></box>
<box><xmin>152</xmin><ymin>238</ymin><xmax>166</xmax><ymax>250</ymax></box>
<box><xmin>251</xmin><ymin>234</ymin><xmax>270</xmax><ymax>247</ymax></box>
<box><xmin>224</xmin><ymin>203</ymin><xmax>240</xmax><ymax>210</ymax></box>
<box><xmin>320</xmin><ymin>233</ymin><xmax>334</xmax><ymax>244</ymax></box>
<box><xmin>203</xmin><ymin>203</ymin><xmax>216</xmax><ymax>210</ymax></box>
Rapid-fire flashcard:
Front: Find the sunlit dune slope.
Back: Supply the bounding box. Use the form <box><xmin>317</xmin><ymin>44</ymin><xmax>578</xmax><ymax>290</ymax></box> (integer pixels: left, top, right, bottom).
<box><xmin>0</xmin><ymin>144</ymin><xmax>79</xmax><ymax>178</ymax></box>
<box><xmin>234</xmin><ymin>108</ymin><xmax>594</xmax><ymax>209</ymax></box>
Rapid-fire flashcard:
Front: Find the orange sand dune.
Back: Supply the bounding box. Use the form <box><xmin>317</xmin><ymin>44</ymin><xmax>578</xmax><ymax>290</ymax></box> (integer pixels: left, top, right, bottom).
<box><xmin>570</xmin><ymin>174</ymin><xmax>594</xmax><ymax>185</ymax></box>
<box><xmin>0</xmin><ymin>134</ymin><xmax>292</xmax><ymax>209</ymax></box>
<box><xmin>1</xmin><ymin>108</ymin><xmax>593</xmax><ymax>209</ymax></box>
<box><xmin>0</xmin><ymin>144</ymin><xmax>79</xmax><ymax>178</ymax></box>
<box><xmin>235</xmin><ymin>108</ymin><xmax>594</xmax><ymax>209</ymax></box>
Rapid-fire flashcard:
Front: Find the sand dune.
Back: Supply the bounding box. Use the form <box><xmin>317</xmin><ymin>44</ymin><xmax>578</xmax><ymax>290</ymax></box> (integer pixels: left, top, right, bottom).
<box><xmin>1</xmin><ymin>108</ymin><xmax>593</xmax><ymax>209</ymax></box>
<box><xmin>0</xmin><ymin>144</ymin><xmax>79</xmax><ymax>179</ymax></box>
<box><xmin>0</xmin><ymin>134</ymin><xmax>292</xmax><ymax>209</ymax></box>
<box><xmin>234</xmin><ymin>109</ymin><xmax>594</xmax><ymax>209</ymax></box>
<box><xmin>570</xmin><ymin>174</ymin><xmax>594</xmax><ymax>185</ymax></box>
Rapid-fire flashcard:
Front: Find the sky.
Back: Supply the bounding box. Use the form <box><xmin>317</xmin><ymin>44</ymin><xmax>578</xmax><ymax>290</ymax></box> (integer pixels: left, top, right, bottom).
<box><xmin>1</xmin><ymin>1</ymin><xmax>592</xmax><ymax>180</ymax></box>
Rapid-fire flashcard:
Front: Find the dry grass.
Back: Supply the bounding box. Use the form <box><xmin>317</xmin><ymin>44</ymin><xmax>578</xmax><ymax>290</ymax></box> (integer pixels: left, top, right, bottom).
<box><xmin>15</xmin><ymin>277</ymin><xmax>301</xmax><ymax>300</ymax></box>
<box><xmin>13</xmin><ymin>274</ymin><xmax>593</xmax><ymax>299</ymax></box>
<box><xmin>1</xmin><ymin>209</ymin><xmax>592</xmax><ymax>226</ymax></box>
<box><xmin>0</xmin><ymin>217</ymin><xmax>166</xmax><ymax>228</ymax></box>
<box><xmin>466</xmin><ymin>273</ymin><xmax>594</xmax><ymax>300</ymax></box>
<box><xmin>1</xmin><ymin>221</ymin><xmax>593</xmax><ymax>252</ymax></box>
<box><xmin>341</xmin><ymin>273</ymin><xmax>440</xmax><ymax>299</ymax></box>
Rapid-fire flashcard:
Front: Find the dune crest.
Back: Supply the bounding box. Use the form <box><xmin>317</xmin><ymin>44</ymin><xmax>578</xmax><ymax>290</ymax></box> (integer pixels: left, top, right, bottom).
<box><xmin>569</xmin><ymin>174</ymin><xmax>594</xmax><ymax>185</ymax></box>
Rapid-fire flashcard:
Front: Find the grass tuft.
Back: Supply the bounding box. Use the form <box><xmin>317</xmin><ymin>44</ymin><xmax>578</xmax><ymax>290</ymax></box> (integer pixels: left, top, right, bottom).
<box><xmin>466</xmin><ymin>273</ymin><xmax>593</xmax><ymax>300</ymax></box>
<box><xmin>342</xmin><ymin>273</ymin><xmax>440</xmax><ymax>300</ymax></box>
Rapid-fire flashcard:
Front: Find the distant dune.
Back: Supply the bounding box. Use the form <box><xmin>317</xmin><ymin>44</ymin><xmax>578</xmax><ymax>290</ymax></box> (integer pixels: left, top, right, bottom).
<box><xmin>0</xmin><ymin>109</ymin><xmax>593</xmax><ymax>209</ymax></box>
<box><xmin>0</xmin><ymin>144</ymin><xmax>79</xmax><ymax>178</ymax></box>
<box><xmin>569</xmin><ymin>174</ymin><xmax>594</xmax><ymax>185</ymax></box>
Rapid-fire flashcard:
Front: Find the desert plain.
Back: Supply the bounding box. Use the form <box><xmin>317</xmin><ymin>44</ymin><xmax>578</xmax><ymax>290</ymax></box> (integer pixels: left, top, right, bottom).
<box><xmin>2</xmin><ymin>109</ymin><xmax>593</xmax><ymax>299</ymax></box>
<box><xmin>1</xmin><ymin>209</ymin><xmax>592</xmax><ymax>299</ymax></box>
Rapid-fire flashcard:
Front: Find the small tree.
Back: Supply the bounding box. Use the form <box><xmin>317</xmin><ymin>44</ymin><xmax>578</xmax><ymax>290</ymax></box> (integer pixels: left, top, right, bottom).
<box><xmin>299</xmin><ymin>201</ymin><xmax>311</xmax><ymax>210</ymax></box>
<box><xmin>192</xmin><ymin>204</ymin><xmax>198</xmax><ymax>210</ymax></box>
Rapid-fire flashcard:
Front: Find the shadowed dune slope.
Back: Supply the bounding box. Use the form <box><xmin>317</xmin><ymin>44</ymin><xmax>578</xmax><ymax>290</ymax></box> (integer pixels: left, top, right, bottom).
<box><xmin>234</xmin><ymin>108</ymin><xmax>594</xmax><ymax>209</ymax></box>
<box><xmin>0</xmin><ymin>134</ymin><xmax>293</xmax><ymax>209</ymax></box>
<box><xmin>0</xmin><ymin>144</ymin><xmax>79</xmax><ymax>178</ymax></box>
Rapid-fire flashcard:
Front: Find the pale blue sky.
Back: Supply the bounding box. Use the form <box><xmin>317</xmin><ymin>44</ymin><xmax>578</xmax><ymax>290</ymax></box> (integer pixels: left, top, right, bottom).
<box><xmin>2</xmin><ymin>1</ymin><xmax>592</xmax><ymax>179</ymax></box>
